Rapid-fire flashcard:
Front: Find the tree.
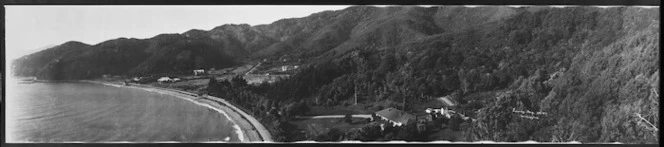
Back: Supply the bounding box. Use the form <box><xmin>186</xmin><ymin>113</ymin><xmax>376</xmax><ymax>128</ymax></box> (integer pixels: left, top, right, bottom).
<box><xmin>271</xmin><ymin>120</ymin><xmax>287</xmax><ymax>142</ymax></box>
<box><xmin>395</xmin><ymin>124</ymin><xmax>419</xmax><ymax>141</ymax></box>
<box><xmin>449</xmin><ymin>114</ymin><xmax>463</xmax><ymax>131</ymax></box>
<box><xmin>316</xmin><ymin>128</ymin><xmax>344</xmax><ymax>141</ymax></box>
<box><xmin>377</xmin><ymin>54</ymin><xmax>397</xmax><ymax>72</ymax></box>
<box><xmin>230</xmin><ymin>75</ymin><xmax>248</xmax><ymax>88</ymax></box>
<box><xmin>434</xmin><ymin>116</ymin><xmax>450</xmax><ymax>129</ymax></box>
<box><xmin>206</xmin><ymin>77</ymin><xmax>221</xmax><ymax>95</ymax></box>
<box><xmin>345</xmin><ymin>128</ymin><xmax>364</xmax><ymax>140</ymax></box>
<box><xmin>345</xmin><ymin>114</ymin><xmax>353</xmax><ymax>124</ymax></box>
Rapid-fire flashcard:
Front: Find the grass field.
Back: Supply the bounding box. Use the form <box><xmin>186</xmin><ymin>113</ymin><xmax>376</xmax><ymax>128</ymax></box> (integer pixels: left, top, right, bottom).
<box><xmin>243</xmin><ymin>74</ymin><xmax>290</xmax><ymax>85</ymax></box>
<box><xmin>290</xmin><ymin>118</ymin><xmax>370</xmax><ymax>139</ymax></box>
<box><xmin>305</xmin><ymin>105</ymin><xmax>375</xmax><ymax>116</ymax></box>
<box><xmin>149</xmin><ymin>78</ymin><xmax>209</xmax><ymax>93</ymax></box>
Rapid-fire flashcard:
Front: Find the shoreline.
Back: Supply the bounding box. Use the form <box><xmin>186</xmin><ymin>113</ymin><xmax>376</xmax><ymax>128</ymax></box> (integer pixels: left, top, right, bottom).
<box><xmin>80</xmin><ymin>80</ymin><xmax>273</xmax><ymax>143</ymax></box>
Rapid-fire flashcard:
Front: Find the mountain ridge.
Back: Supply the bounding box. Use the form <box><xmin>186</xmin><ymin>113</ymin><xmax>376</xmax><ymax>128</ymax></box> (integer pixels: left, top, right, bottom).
<box><xmin>9</xmin><ymin>6</ymin><xmax>659</xmax><ymax>143</ymax></box>
<box><xmin>13</xmin><ymin>6</ymin><xmax>520</xmax><ymax>79</ymax></box>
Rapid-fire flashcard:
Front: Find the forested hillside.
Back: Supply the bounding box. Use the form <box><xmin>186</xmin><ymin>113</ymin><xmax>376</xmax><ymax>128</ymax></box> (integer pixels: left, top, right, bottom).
<box><xmin>206</xmin><ymin>7</ymin><xmax>659</xmax><ymax>143</ymax></box>
<box><xmin>12</xmin><ymin>6</ymin><xmax>520</xmax><ymax>80</ymax></box>
<box><xmin>12</xmin><ymin>6</ymin><xmax>659</xmax><ymax>143</ymax></box>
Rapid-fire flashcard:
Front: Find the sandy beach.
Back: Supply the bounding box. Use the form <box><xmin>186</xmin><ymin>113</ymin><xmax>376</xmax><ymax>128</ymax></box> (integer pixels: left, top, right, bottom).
<box><xmin>81</xmin><ymin>80</ymin><xmax>272</xmax><ymax>142</ymax></box>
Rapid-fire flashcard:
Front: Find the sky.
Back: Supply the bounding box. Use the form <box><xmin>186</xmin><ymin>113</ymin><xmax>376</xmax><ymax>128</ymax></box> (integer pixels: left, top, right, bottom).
<box><xmin>5</xmin><ymin>5</ymin><xmax>351</xmax><ymax>60</ymax></box>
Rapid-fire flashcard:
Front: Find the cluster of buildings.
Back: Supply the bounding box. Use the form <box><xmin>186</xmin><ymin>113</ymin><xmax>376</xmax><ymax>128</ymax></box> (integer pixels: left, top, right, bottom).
<box><xmin>281</xmin><ymin>65</ymin><xmax>299</xmax><ymax>72</ymax></box>
<box><xmin>371</xmin><ymin>96</ymin><xmax>461</xmax><ymax>133</ymax></box>
<box><xmin>193</xmin><ymin>69</ymin><xmax>206</xmax><ymax>76</ymax></box>
<box><xmin>157</xmin><ymin>77</ymin><xmax>181</xmax><ymax>83</ymax></box>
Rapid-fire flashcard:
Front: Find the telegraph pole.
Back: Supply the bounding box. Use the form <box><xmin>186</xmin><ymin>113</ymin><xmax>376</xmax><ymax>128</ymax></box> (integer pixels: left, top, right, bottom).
<box><xmin>354</xmin><ymin>82</ymin><xmax>358</xmax><ymax>105</ymax></box>
<box><xmin>403</xmin><ymin>91</ymin><xmax>406</xmax><ymax>110</ymax></box>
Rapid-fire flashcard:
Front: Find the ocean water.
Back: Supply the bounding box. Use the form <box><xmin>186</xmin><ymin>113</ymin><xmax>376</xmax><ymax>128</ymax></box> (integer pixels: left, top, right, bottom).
<box><xmin>5</xmin><ymin>81</ymin><xmax>241</xmax><ymax>142</ymax></box>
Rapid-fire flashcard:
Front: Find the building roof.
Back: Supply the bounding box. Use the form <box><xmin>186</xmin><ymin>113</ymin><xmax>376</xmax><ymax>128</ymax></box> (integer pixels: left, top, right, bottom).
<box><xmin>375</xmin><ymin>107</ymin><xmax>416</xmax><ymax>126</ymax></box>
<box><xmin>435</xmin><ymin>96</ymin><xmax>457</xmax><ymax>108</ymax></box>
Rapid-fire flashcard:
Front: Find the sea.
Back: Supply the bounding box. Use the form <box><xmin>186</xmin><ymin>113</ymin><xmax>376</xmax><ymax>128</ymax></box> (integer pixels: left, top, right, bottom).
<box><xmin>5</xmin><ymin>78</ymin><xmax>241</xmax><ymax>142</ymax></box>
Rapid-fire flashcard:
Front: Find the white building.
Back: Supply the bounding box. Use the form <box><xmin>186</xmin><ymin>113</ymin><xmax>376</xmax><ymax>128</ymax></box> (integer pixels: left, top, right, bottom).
<box><xmin>193</xmin><ymin>69</ymin><xmax>205</xmax><ymax>76</ymax></box>
<box><xmin>157</xmin><ymin>77</ymin><xmax>172</xmax><ymax>83</ymax></box>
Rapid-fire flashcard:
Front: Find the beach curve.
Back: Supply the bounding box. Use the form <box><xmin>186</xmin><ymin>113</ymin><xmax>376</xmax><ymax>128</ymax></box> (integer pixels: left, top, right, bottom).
<box><xmin>81</xmin><ymin>80</ymin><xmax>273</xmax><ymax>142</ymax></box>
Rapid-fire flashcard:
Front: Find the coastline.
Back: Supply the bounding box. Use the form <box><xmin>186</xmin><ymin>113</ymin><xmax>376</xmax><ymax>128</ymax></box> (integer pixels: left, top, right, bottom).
<box><xmin>80</xmin><ymin>80</ymin><xmax>273</xmax><ymax>143</ymax></box>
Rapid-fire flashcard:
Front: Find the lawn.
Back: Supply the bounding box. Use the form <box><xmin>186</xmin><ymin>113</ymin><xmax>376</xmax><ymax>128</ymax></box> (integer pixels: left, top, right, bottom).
<box><xmin>305</xmin><ymin>105</ymin><xmax>375</xmax><ymax>116</ymax></box>
<box><xmin>290</xmin><ymin>118</ymin><xmax>369</xmax><ymax>139</ymax></box>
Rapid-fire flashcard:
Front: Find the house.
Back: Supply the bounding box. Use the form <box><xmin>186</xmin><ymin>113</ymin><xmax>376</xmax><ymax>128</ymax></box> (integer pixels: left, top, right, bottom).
<box><xmin>417</xmin><ymin>113</ymin><xmax>433</xmax><ymax>122</ymax></box>
<box><xmin>425</xmin><ymin>95</ymin><xmax>458</xmax><ymax>119</ymax></box>
<box><xmin>207</xmin><ymin>68</ymin><xmax>216</xmax><ymax>74</ymax></box>
<box><xmin>281</xmin><ymin>66</ymin><xmax>291</xmax><ymax>71</ymax></box>
<box><xmin>415</xmin><ymin>113</ymin><xmax>431</xmax><ymax>133</ymax></box>
<box><xmin>425</xmin><ymin>107</ymin><xmax>455</xmax><ymax>119</ymax></box>
<box><xmin>375</xmin><ymin>108</ymin><xmax>416</xmax><ymax>127</ymax></box>
<box><xmin>132</xmin><ymin>77</ymin><xmax>142</xmax><ymax>82</ymax></box>
<box><xmin>416</xmin><ymin>121</ymin><xmax>427</xmax><ymax>133</ymax></box>
<box><xmin>193</xmin><ymin>69</ymin><xmax>205</xmax><ymax>76</ymax></box>
<box><xmin>132</xmin><ymin>77</ymin><xmax>153</xmax><ymax>83</ymax></box>
<box><xmin>157</xmin><ymin>77</ymin><xmax>172</xmax><ymax>83</ymax></box>
<box><xmin>281</xmin><ymin>65</ymin><xmax>300</xmax><ymax>71</ymax></box>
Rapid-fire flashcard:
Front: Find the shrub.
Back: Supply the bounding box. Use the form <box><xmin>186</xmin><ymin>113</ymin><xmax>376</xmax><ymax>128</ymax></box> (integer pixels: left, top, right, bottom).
<box><xmin>344</xmin><ymin>114</ymin><xmax>353</xmax><ymax>124</ymax></box>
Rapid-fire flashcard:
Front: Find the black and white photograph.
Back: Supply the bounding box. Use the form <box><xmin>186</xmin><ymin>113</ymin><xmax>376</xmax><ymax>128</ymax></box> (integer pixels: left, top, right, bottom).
<box><xmin>2</xmin><ymin>2</ymin><xmax>660</xmax><ymax>144</ymax></box>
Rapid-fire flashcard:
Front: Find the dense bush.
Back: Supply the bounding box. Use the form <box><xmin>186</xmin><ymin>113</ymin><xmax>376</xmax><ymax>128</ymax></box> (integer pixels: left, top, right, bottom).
<box><xmin>204</xmin><ymin>7</ymin><xmax>658</xmax><ymax>143</ymax></box>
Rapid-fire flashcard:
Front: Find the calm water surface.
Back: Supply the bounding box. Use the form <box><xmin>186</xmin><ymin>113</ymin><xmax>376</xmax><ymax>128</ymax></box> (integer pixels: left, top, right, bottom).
<box><xmin>6</xmin><ymin>81</ymin><xmax>240</xmax><ymax>142</ymax></box>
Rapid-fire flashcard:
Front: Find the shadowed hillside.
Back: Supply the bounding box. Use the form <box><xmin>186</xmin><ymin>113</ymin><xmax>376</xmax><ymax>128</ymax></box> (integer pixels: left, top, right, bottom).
<box><xmin>12</xmin><ymin>6</ymin><xmax>518</xmax><ymax>80</ymax></box>
<box><xmin>207</xmin><ymin>6</ymin><xmax>659</xmax><ymax>143</ymax></box>
<box><xmin>11</xmin><ymin>6</ymin><xmax>659</xmax><ymax>143</ymax></box>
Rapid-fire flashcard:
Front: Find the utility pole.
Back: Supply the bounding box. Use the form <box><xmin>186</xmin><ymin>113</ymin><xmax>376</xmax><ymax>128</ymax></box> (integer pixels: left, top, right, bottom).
<box><xmin>403</xmin><ymin>91</ymin><xmax>406</xmax><ymax>110</ymax></box>
<box><xmin>354</xmin><ymin>82</ymin><xmax>358</xmax><ymax>105</ymax></box>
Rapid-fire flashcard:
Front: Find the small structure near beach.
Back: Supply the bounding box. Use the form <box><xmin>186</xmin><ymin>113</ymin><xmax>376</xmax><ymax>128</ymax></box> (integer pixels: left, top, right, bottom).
<box><xmin>424</xmin><ymin>95</ymin><xmax>459</xmax><ymax>119</ymax></box>
<box><xmin>157</xmin><ymin>77</ymin><xmax>171</xmax><ymax>83</ymax></box>
<box><xmin>193</xmin><ymin>69</ymin><xmax>206</xmax><ymax>76</ymax></box>
<box><xmin>132</xmin><ymin>77</ymin><xmax>142</xmax><ymax>82</ymax></box>
<box><xmin>375</xmin><ymin>107</ymin><xmax>415</xmax><ymax>127</ymax></box>
<box><xmin>281</xmin><ymin>65</ymin><xmax>299</xmax><ymax>72</ymax></box>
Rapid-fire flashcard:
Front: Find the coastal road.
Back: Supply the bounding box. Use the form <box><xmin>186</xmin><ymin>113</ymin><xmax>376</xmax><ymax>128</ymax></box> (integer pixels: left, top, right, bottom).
<box><xmin>295</xmin><ymin>114</ymin><xmax>372</xmax><ymax>119</ymax></box>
